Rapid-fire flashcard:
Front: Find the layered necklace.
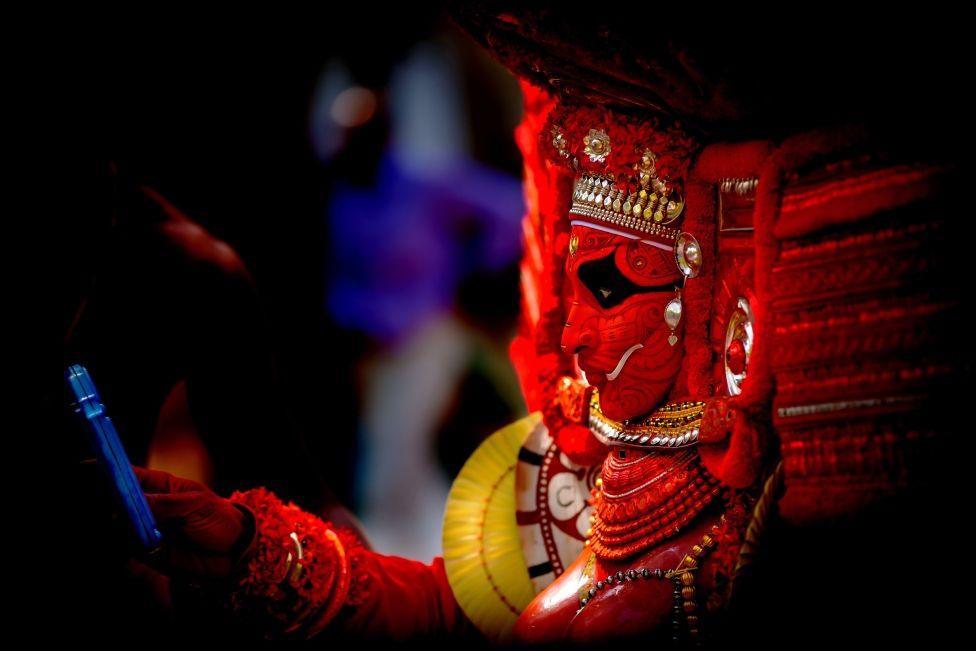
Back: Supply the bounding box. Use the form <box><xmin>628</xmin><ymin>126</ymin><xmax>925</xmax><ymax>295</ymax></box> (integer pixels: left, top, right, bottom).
<box><xmin>586</xmin><ymin>392</ymin><xmax>723</xmax><ymax>560</ymax></box>
<box><xmin>589</xmin><ymin>392</ymin><xmax>707</xmax><ymax>449</ymax></box>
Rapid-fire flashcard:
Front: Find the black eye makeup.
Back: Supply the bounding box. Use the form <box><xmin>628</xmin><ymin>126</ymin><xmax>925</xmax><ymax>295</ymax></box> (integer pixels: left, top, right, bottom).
<box><xmin>576</xmin><ymin>253</ymin><xmax>675</xmax><ymax>309</ymax></box>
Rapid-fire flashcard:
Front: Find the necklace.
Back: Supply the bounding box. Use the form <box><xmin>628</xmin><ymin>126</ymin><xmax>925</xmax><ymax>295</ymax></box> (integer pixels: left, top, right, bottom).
<box><xmin>588</xmin><ymin>391</ymin><xmax>706</xmax><ymax>449</ymax></box>
<box><xmin>587</xmin><ymin>450</ymin><xmax>722</xmax><ymax>560</ymax></box>
<box><xmin>578</xmin><ymin>518</ymin><xmax>725</xmax><ymax>646</ymax></box>
<box><xmin>585</xmin><ymin>395</ymin><xmax>723</xmax><ymax>558</ymax></box>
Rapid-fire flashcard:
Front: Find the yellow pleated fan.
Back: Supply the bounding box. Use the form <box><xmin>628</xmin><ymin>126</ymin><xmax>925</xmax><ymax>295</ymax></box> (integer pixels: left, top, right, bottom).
<box><xmin>442</xmin><ymin>413</ymin><xmax>541</xmax><ymax>641</ymax></box>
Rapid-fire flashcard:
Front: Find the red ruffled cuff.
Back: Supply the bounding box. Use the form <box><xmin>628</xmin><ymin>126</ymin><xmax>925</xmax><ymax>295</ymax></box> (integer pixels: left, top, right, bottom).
<box><xmin>227</xmin><ymin>488</ymin><xmax>369</xmax><ymax>639</ymax></box>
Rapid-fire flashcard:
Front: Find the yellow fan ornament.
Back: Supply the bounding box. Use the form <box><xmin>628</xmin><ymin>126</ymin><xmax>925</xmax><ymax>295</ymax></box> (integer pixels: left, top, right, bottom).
<box><xmin>442</xmin><ymin>413</ymin><xmax>541</xmax><ymax>641</ymax></box>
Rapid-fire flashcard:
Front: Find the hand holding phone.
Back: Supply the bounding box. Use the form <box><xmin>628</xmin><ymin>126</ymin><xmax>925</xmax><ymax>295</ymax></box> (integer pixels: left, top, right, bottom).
<box><xmin>134</xmin><ymin>466</ymin><xmax>251</xmax><ymax>579</ymax></box>
<box><xmin>66</xmin><ymin>364</ymin><xmax>163</xmax><ymax>551</ymax></box>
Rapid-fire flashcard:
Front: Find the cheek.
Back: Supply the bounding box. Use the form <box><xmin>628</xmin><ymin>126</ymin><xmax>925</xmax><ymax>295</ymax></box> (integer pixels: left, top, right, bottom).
<box><xmin>617</xmin><ymin>296</ymin><xmax>670</xmax><ymax>331</ymax></box>
<box><xmin>627</xmin><ymin>335</ymin><xmax>683</xmax><ymax>377</ymax></box>
<box><xmin>604</xmin><ymin>295</ymin><xmax>670</xmax><ymax>341</ymax></box>
<box><xmin>629</xmin><ymin>301</ymin><xmax>684</xmax><ymax>379</ymax></box>
<box><xmin>634</xmin><ymin>298</ymin><xmax>667</xmax><ymax>332</ymax></box>
<box><xmin>598</xmin><ymin>302</ymin><xmax>683</xmax><ymax>421</ymax></box>
<box><xmin>582</xmin><ymin>297</ymin><xmax>670</xmax><ymax>363</ymax></box>
<box><xmin>599</xmin><ymin>347</ymin><xmax>683</xmax><ymax>420</ymax></box>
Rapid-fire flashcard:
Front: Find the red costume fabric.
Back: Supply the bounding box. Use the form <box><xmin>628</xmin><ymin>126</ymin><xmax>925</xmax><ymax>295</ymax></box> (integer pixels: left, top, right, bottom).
<box><xmin>226</xmin><ymin>488</ymin><xmax>463</xmax><ymax>640</ymax></box>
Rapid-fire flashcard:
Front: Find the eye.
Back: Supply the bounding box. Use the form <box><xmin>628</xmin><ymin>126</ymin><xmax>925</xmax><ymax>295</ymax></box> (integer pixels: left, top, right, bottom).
<box><xmin>577</xmin><ymin>253</ymin><xmax>673</xmax><ymax>309</ymax></box>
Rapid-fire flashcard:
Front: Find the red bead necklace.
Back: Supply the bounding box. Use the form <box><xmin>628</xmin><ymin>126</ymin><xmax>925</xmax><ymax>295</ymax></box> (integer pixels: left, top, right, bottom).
<box><xmin>586</xmin><ymin>406</ymin><xmax>723</xmax><ymax>561</ymax></box>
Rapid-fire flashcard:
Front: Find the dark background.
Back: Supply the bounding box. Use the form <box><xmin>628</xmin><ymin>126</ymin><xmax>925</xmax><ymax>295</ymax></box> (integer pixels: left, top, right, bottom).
<box><xmin>41</xmin><ymin>7</ymin><xmax>526</xmax><ymax>641</ymax></box>
<box><xmin>55</xmin><ymin>6</ymin><xmax>525</xmax><ymax>503</ymax></box>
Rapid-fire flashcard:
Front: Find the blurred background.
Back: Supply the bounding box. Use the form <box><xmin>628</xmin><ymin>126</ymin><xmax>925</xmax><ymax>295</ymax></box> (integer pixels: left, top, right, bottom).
<box><xmin>58</xmin><ymin>4</ymin><xmax>526</xmax><ymax>588</ymax></box>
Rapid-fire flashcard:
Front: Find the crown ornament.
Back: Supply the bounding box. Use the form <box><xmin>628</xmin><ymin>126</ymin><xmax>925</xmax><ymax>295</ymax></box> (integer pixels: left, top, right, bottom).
<box><xmin>569</xmin><ymin>166</ymin><xmax>685</xmax><ymax>242</ymax></box>
<box><xmin>544</xmin><ymin>103</ymin><xmax>697</xmax><ymax>245</ymax></box>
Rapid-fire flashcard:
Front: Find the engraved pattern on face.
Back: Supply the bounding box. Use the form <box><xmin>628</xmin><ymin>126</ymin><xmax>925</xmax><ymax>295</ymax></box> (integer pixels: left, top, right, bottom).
<box><xmin>561</xmin><ymin>224</ymin><xmax>683</xmax><ymax>422</ymax></box>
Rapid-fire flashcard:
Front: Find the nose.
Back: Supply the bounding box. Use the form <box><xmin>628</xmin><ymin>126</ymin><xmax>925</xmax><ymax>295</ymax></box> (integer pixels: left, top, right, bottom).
<box><xmin>561</xmin><ymin>301</ymin><xmax>596</xmax><ymax>354</ymax></box>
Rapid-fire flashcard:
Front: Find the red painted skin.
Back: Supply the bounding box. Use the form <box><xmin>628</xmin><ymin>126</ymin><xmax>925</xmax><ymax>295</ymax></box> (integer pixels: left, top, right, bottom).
<box><xmin>515</xmin><ymin>224</ymin><xmax>707</xmax><ymax>642</ymax></box>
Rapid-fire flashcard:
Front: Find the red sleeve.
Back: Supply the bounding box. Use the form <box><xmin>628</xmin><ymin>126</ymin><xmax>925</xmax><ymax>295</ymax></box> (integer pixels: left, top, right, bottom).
<box><xmin>227</xmin><ymin>488</ymin><xmax>465</xmax><ymax>640</ymax></box>
<box><xmin>339</xmin><ymin>553</ymin><xmax>465</xmax><ymax>639</ymax></box>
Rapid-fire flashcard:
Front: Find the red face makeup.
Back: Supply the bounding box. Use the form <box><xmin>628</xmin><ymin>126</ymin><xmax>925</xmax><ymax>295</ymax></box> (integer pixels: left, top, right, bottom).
<box><xmin>561</xmin><ymin>224</ymin><xmax>683</xmax><ymax>422</ymax></box>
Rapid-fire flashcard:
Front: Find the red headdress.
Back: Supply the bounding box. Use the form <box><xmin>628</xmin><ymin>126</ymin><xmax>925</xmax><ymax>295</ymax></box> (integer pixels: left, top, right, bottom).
<box><xmin>481</xmin><ymin>5</ymin><xmax>962</xmax><ymax>523</ymax></box>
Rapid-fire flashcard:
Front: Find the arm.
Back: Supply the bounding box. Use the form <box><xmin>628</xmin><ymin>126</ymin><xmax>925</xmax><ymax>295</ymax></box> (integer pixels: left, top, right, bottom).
<box><xmin>135</xmin><ymin>468</ymin><xmax>464</xmax><ymax>640</ymax></box>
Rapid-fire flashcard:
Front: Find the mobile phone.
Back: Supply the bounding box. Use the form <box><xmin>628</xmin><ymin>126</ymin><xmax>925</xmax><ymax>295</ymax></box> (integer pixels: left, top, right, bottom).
<box><xmin>66</xmin><ymin>364</ymin><xmax>163</xmax><ymax>551</ymax></box>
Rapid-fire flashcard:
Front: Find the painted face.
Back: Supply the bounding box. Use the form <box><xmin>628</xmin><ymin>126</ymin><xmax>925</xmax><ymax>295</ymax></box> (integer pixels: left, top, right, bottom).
<box><xmin>561</xmin><ymin>224</ymin><xmax>683</xmax><ymax>422</ymax></box>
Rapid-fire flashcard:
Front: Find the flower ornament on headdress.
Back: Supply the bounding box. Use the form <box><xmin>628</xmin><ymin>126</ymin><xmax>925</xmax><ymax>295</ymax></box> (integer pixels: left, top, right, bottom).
<box><xmin>582</xmin><ymin>128</ymin><xmax>611</xmax><ymax>163</ymax></box>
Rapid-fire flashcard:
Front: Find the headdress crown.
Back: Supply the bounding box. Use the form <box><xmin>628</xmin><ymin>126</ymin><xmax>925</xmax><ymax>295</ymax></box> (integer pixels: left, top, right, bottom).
<box><xmin>545</xmin><ymin>105</ymin><xmax>698</xmax><ymax>247</ymax></box>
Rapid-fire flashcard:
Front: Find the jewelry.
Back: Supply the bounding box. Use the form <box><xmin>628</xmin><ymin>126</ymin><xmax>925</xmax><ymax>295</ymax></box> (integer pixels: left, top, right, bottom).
<box><xmin>588</xmin><ymin>390</ymin><xmax>706</xmax><ymax>449</ymax></box>
<box><xmin>228</xmin><ymin>488</ymin><xmax>358</xmax><ymax>639</ymax></box>
<box><xmin>551</xmin><ymin>126</ymin><xmax>570</xmax><ymax>158</ymax></box>
<box><xmin>283</xmin><ymin>531</ymin><xmax>305</xmax><ymax>585</ymax></box>
<box><xmin>570</xmin><ymin>175</ymin><xmax>681</xmax><ymax>240</ymax></box>
<box><xmin>599</xmin><ymin>451</ymin><xmax>695</xmax><ymax>499</ymax></box>
<box><xmin>583</xmin><ymin>129</ymin><xmax>611</xmax><ymax>163</ymax></box>
<box><xmin>724</xmin><ymin>297</ymin><xmax>754</xmax><ymax>396</ymax></box>
<box><xmin>674</xmin><ymin>232</ymin><xmax>702</xmax><ymax>278</ymax></box>
<box><xmin>585</xmin><ymin>444</ymin><xmax>722</xmax><ymax>560</ymax></box>
<box><xmin>665</xmin><ymin>290</ymin><xmax>682</xmax><ymax>346</ymax></box>
<box><xmin>578</xmin><ymin>519</ymin><xmax>724</xmax><ymax>646</ymax></box>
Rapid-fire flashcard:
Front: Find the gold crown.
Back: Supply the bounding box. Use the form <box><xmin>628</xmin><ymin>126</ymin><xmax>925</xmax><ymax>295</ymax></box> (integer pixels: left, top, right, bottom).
<box><xmin>569</xmin><ymin>173</ymin><xmax>684</xmax><ymax>242</ymax></box>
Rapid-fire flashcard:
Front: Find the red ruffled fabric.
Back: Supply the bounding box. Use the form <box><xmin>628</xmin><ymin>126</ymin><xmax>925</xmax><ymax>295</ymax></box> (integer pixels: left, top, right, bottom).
<box><xmin>228</xmin><ymin>488</ymin><xmax>369</xmax><ymax>638</ymax></box>
<box><xmin>227</xmin><ymin>488</ymin><xmax>464</xmax><ymax>640</ymax></box>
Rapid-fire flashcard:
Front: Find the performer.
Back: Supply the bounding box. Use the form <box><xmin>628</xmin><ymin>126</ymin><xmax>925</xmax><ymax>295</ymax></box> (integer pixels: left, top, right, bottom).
<box><xmin>119</xmin><ymin>6</ymin><xmax>965</xmax><ymax>646</ymax></box>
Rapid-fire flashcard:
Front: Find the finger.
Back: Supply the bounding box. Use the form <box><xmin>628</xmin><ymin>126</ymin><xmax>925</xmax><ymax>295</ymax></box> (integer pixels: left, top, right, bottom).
<box><xmin>144</xmin><ymin>491</ymin><xmax>209</xmax><ymax>520</ymax></box>
<box><xmin>134</xmin><ymin>466</ymin><xmax>203</xmax><ymax>494</ymax></box>
<box><xmin>133</xmin><ymin>466</ymin><xmax>179</xmax><ymax>493</ymax></box>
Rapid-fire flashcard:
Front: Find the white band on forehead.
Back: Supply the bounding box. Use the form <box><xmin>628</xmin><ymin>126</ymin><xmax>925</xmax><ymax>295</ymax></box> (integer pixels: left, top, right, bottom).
<box><xmin>570</xmin><ymin>220</ymin><xmax>674</xmax><ymax>252</ymax></box>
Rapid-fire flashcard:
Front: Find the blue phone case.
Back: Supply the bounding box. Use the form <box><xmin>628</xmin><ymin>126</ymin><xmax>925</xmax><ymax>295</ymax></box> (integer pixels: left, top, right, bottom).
<box><xmin>66</xmin><ymin>364</ymin><xmax>163</xmax><ymax>551</ymax></box>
